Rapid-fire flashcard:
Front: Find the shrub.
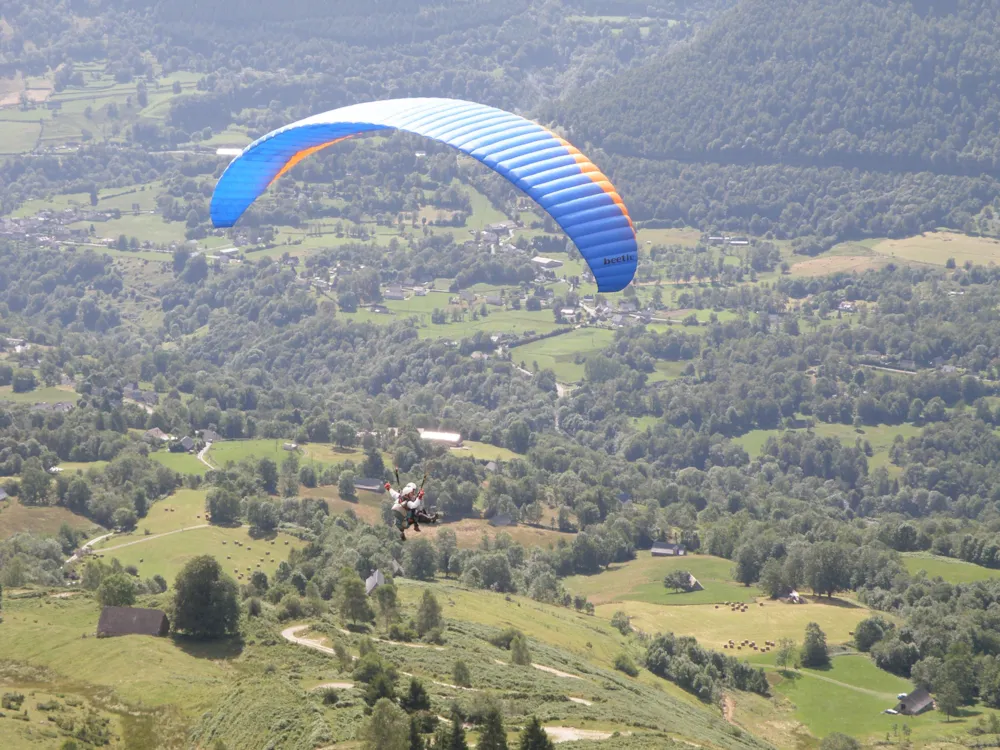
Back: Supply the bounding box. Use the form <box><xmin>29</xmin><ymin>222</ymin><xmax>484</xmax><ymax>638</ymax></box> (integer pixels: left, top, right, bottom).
<box><xmin>614</xmin><ymin>652</ymin><xmax>639</xmax><ymax>677</ymax></box>
<box><xmin>320</xmin><ymin>688</ymin><xmax>338</xmax><ymax>706</ymax></box>
<box><xmin>2</xmin><ymin>693</ymin><xmax>24</xmax><ymax>710</ymax></box>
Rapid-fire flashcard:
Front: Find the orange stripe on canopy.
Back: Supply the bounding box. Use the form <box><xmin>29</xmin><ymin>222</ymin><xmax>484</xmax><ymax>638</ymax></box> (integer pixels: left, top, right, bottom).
<box><xmin>268</xmin><ymin>136</ymin><xmax>353</xmax><ymax>187</ymax></box>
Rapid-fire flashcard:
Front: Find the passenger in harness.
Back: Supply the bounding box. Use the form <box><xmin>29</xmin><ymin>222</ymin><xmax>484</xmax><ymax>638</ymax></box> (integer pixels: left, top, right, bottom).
<box><xmin>386</xmin><ymin>481</ymin><xmax>439</xmax><ymax>540</ymax></box>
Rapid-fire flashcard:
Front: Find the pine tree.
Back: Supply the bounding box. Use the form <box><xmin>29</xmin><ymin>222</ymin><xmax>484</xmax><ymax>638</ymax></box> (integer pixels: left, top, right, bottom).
<box><xmin>477</xmin><ymin>708</ymin><xmax>508</xmax><ymax>750</ymax></box>
<box><xmin>518</xmin><ymin>717</ymin><xmax>554</xmax><ymax>750</ymax></box>
<box><xmin>447</xmin><ymin>711</ymin><xmax>468</xmax><ymax>750</ymax></box>
<box><xmin>408</xmin><ymin>716</ymin><xmax>425</xmax><ymax>750</ymax></box>
<box><xmin>400</xmin><ymin>677</ymin><xmax>431</xmax><ymax>713</ymax></box>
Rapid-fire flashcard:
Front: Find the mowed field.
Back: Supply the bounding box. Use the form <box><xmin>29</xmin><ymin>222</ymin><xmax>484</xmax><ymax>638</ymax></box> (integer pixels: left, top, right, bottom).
<box><xmin>743</xmin><ymin>651</ymin><xmax>1000</xmax><ymax>743</ymax></box>
<box><xmin>513</xmin><ymin>328</ymin><xmax>615</xmax><ymax>383</ymax></box>
<box><xmin>599</xmin><ymin>595</ymin><xmax>870</xmax><ymax>650</ymax></box>
<box><xmin>88</xmin><ymin>490</ymin><xmax>304</xmax><ymax>585</ymax></box>
<box><xmin>901</xmin><ymin>552</ymin><xmax>1000</xmax><ymax>583</ymax></box>
<box><xmin>872</xmin><ymin>231</ymin><xmax>1000</xmax><ymax>267</ymax></box>
<box><xmin>206</xmin><ymin>440</ymin><xmax>387</xmax><ymax>470</ymax></box>
<box><xmin>0</xmin><ymin>385</ymin><xmax>77</xmax><ymax>404</ymax></box>
<box><xmin>565</xmin><ymin>552</ymin><xmax>759</xmax><ymax>606</ymax></box>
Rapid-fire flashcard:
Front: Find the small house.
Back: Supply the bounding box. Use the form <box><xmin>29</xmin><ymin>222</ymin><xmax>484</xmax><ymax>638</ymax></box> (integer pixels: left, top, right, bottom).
<box><xmin>384</xmin><ymin>286</ymin><xmax>406</xmax><ymax>301</ymax></box>
<box><xmin>489</xmin><ymin>513</ymin><xmax>515</xmax><ymax>528</ymax></box>
<box><xmin>651</xmin><ymin>542</ymin><xmax>686</xmax><ymax>557</ymax></box>
<box><xmin>391</xmin><ymin>559</ymin><xmax>405</xmax><ymax>576</ymax></box>
<box><xmin>179</xmin><ymin>436</ymin><xmax>195</xmax><ymax>452</ymax></box>
<box><xmin>283</xmin><ymin>442</ymin><xmax>298</xmax><ymax>451</ymax></box>
<box><xmin>485</xmin><ymin>294</ymin><xmax>503</xmax><ymax>306</ymax></box>
<box><xmin>687</xmin><ymin>574</ymin><xmax>705</xmax><ymax>592</ymax></box>
<box><xmin>144</xmin><ymin>427</ymin><xmax>171</xmax><ymax>442</ymax></box>
<box><xmin>484</xmin><ymin>461</ymin><xmax>497</xmax><ymax>473</ymax></box>
<box><xmin>365</xmin><ymin>569</ymin><xmax>385</xmax><ymax>596</ymax></box>
<box><xmin>838</xmin><ymin>301</ymin><xmax>856</xmax><ymax>312</ymax></box>
<box><xmin>201</xmin><ymin>429</ymin><xmax>221</xmax><ymax>443</ymax></box>
<box><xmin>97</xmin><ymin>606</ymin><xmax>169</xmax><ymax>638</ymax></box>
<box><xmin>0</xmin><ymin>488</ymin><xmax>8</xmax><ymax>501</ymax></box>
<box><xmin>894</xmin><ymin>689</ymin><xmax>934</xmax><ymax>716</ymax></box>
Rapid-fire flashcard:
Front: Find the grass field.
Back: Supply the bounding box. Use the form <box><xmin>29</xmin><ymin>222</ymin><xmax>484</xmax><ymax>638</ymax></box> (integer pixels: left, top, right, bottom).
<box><xmin>734</xmin><ymin>421</ymin><xmax>922</xmax><ymax>472</ymax></box>
<box><xmin>448</xmin><ymin>441</ymin><xmax>522</xmax><ymax>462</ymax></box>
<box><xmin>872</xmin><ymin>232</ymin><xmax>1000</xmax><ymax>267</ymax></box>
<box><xmin>0</xmin><ymin>385</ymin><xmax>76</xmax><ymax>404</ymax></box>
<box><xmin>87</xmin><ymin>489</ymin><xmax>303</xmax><ymax>584</ymax></box>
<box><xmin>565</xmin><ymin>552</ymin><xmax>759</xmax><ymax>606</ymax></box>
<box><xmin>901</xmin><ymin>552</ymin><xmax>1000</xmax><ymax>583</ymax></box>
<box><xmin>513</xmin><ymin>328</ymin><xmax>615</xmax><ymax>383</ymax></box>
<box><xmin>0</xmin><ymin>595</ymin><xmax>233</xmax><ymax>713</ymax></box>
<box><xmin>149</xmin><ymin>450</ymin><xmax>208</xmax><ymax>475</ymax></box>
<box><xmin>601</xmin><ymin>595</ymin><xmax>870</xmax><ymax>650</ymax></box>
<box><xmin>109</xmin><ymin>489</ymin><xmax>209</xmax><ymax>537</ymax></box>
<box><xmin>0</xmin><ymin>497</ymin><xmax>101</xmax><ymax>539</ymax></box>
<box><xmin>757</xmin><ymin>652</ymin><xmax>994</xmax><ymax>742</ymax></box>
<box><xmin>208</xmin><ymin>440</ymin><xmax>389</xmax><ymax>471</ymax></box>
<box><xmin>89</xmin><ymin>525</ymin><xmax>304</xmax><ymax>586</ymax></box>
<box><xmin>0</xmin><ymin>119</ymin><xmax>39</xmax><ymax>153</ymax></box>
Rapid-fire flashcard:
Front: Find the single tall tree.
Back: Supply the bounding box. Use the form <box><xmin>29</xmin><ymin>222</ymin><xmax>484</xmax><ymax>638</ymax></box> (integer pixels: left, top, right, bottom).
<box><xmin>172</xmin><ymin>556</ymin><xmax>239</xmax><ymax>639</ymax></box>
<box><xmin>416</xmin><ymin>589</ymin><xmax>442</xmax><ymax>636</ymax></box>
<box><xmin>936</xmin><ymin>680</ymin><xmax>961</xmax><ymax>723</ymax></box>
<box><xmin>338</xmin><ymin>568</ymin><xmax>374</xmax><ymax>626</ymax></box>
<box><xmin>374</xmin><ymin>582</ymin><xmax>399</xmax><ymax>630</ymax></box>
<box><xmin>800</xmin><ymin>622</ymin><xmax>829</xmax><ymax>668</ymax></box>
<box><xmin>774</xmin><ymin>637</ymin><xmax>796</xmax><ymax>674</ymax></box>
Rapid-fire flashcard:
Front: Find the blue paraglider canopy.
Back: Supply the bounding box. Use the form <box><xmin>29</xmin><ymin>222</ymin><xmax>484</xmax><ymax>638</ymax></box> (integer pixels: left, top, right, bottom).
<box><xmin>210</xmin><ymin>97</ymin><xmax>636</xmax><ymax>292</ymax></box>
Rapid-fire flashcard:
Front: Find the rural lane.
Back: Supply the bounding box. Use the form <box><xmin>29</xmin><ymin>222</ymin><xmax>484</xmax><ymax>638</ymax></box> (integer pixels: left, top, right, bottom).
<box><xmin>64</xmin><ymin>532</ymin><xmax>115</xmax><ymax>564</ymax></box>
<box><xmin>197</xmin><ymin>442</ymin><xmax>215</xmax><ymax>470</ymax></box>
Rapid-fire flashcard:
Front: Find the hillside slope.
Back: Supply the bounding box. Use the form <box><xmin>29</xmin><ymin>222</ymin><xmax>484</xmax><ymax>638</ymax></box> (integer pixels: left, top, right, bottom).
<box><xmin>558</xmin><ymin>0</ymin><xmax>1000</xmax><ymax>245</ymax></box>
<box><xmin>566</xmin><ymin>0</ymin><xmax>1000</xmax><ymax>175</ymax></box>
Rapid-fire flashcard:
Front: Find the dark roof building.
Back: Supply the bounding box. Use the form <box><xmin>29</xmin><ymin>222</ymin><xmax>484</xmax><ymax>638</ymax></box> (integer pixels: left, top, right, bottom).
<box><xmin>651</xmin><ymin>542</ymin><xmax>686</xmax><ymax>557</ymax></box>
<box><xmin>179</xmin><ymin>436</ymin><xmax>195</xmax><ymax>452</ymax></box>
<box><xmin>201</xmin><ymin>429</ymin><xmax>221</xmax><ymax>443</ymax></box>
<box><xmin>895</xmin><ymin>689</ymin><xmax>934</xmax><ymax>716</ymax></box>
<box><xmin>97</xmin><ymin>606</ymin><xmax>169</xmax><ymax>637</ymax></box>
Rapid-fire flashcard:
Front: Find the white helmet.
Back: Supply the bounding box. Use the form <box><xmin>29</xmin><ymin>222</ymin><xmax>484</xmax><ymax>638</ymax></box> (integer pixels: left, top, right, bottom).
<box><xmin>403</xmin><ymin>482</ymin><xmax>417</xmax><ymax>496</ymax></box>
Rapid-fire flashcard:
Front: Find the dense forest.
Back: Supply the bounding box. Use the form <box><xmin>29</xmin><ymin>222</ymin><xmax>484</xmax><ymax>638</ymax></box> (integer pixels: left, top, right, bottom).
<box><xmin>559</xmin><ymin>0</ymin><xmax>1000</xmax><ymax>247</ymax></box>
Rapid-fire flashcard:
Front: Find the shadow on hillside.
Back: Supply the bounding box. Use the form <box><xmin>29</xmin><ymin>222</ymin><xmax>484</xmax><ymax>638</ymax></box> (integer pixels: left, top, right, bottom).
<box><xmin>809</xmin><ymin>596</ymin><xmax>861</xmax><ymax>609</ymax></box>
<box><xmin>248</xmin><ymin>527</ymin><xmax>279</xmax><ymax>541</ymax></box>
<box><xmin>343</xmin><ymin>623</ymin><xmax>372</xmax><ymax>635</ymax></box>
<box><xmin>171</xmin><ymin>634</ymin><xmax>244</xmax><ymax>660</ymax></box>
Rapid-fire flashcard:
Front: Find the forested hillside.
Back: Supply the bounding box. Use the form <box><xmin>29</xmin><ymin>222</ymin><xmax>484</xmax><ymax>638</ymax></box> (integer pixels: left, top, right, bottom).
<box><xmin>560</xmin><ymin>0</ymin><xmax>1000</xmax><ymax>247</ymax></box>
